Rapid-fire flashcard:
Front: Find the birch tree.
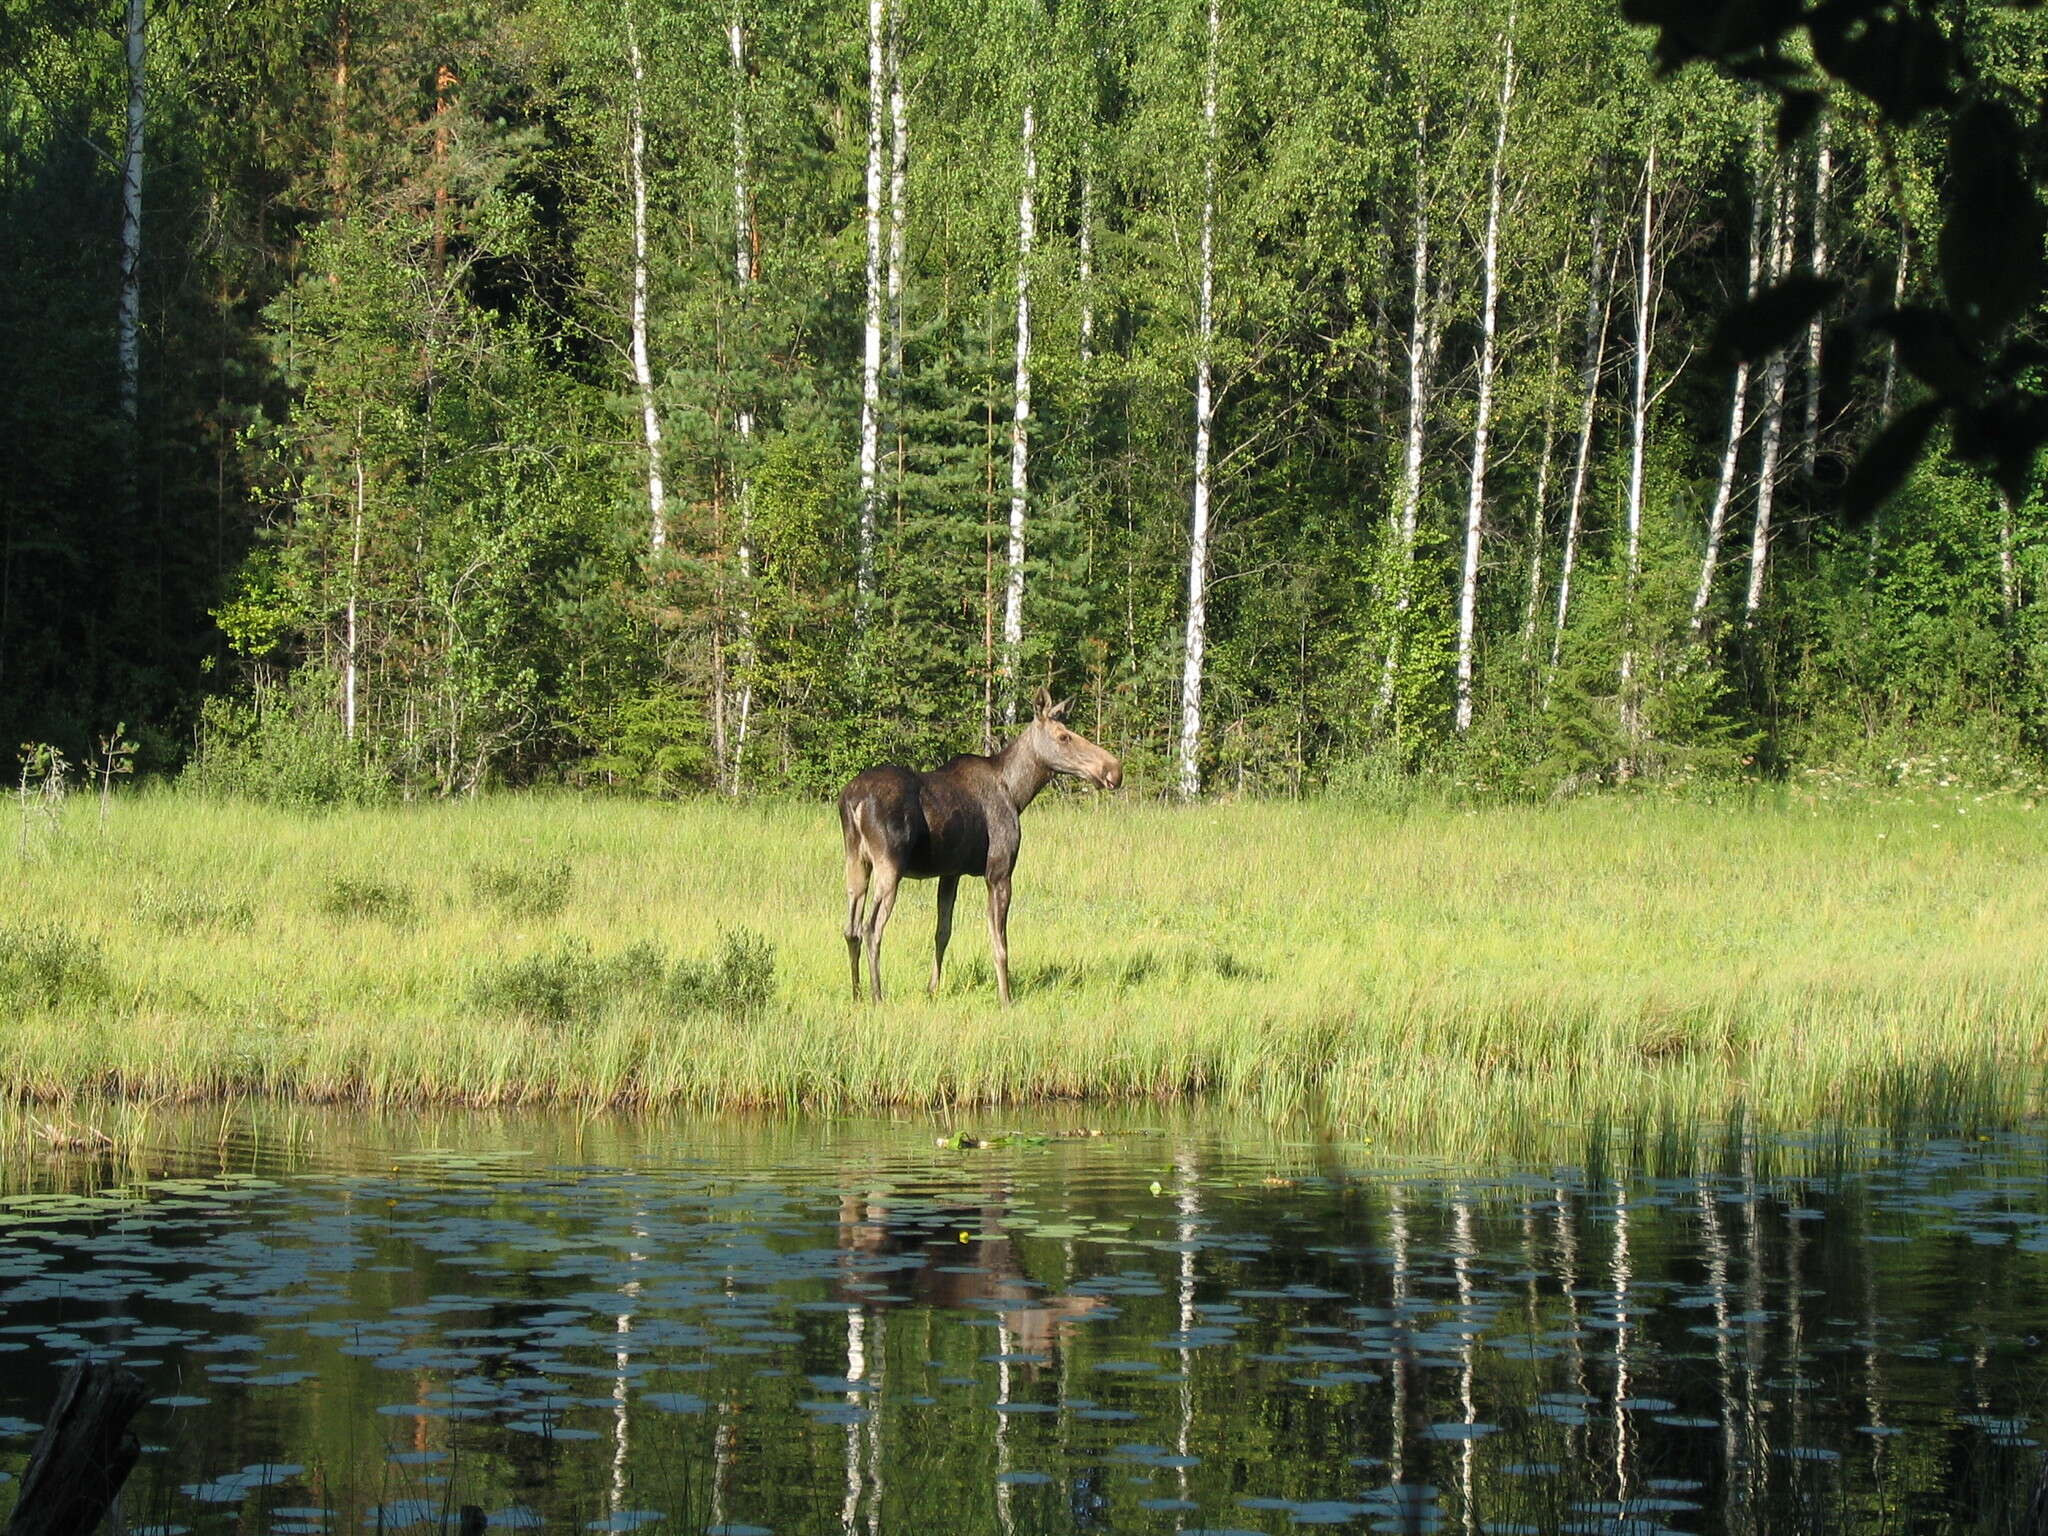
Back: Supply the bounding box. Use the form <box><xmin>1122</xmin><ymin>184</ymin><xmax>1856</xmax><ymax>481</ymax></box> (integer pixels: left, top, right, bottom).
<box><xmin>1743</xmin><ymin>161</ymin><xmax>1796</xmax><ymax>620</ymax></box>
<box><xmin>1175</xmin><ymin>0</ymin><xmax>1219</xmax><ymax>801</ymax></box>
<box><xmin>727</xmin><ymin>10</ymin><xmax>756</xmax><ymax>791</ymax></box>
<box><xmin>1689</xmin><ymin>138</ymin><xmax>1765</xmax><ymax>639</ymax></box>
<box><xmin>1800</xmin><ymin>116</ymin><xmax>1830</xmax><ymax>479</ymax></box>
<box><xmin>856</xmin><ymin>0</ymin><xmax>886</xmax><ymax>614</ymax></box>
<box><xmin>116</xmin><ymin>0</ymin><xmax>146</xmax><ymax>430</ymax></box>
<box><xmin>1000</xmin><ymin>98</ymin><xmax>1036</xmax><ymax>724</ymax></box>
<box><xmin>1549</xmin><ymin>201</ymin><xmax>1611</xmax><ymax>678</ymax></box>
<box><xmin>1616</xmin><ymin>137</ymin><xmax>1658</xmax><ymax>753</ymax></box>
<box><xmin>1453</xmin><ymin>13</ymin><xmax>1517</xmax><ymax>734</ymax></box>
<box><xmin>624</xmin><ymin>2</ymin><xmax>665</xmax><ymax>557</ymax></box>
<box><xmin>1378</xmin><ymin>96</ymin><xmax>1437</xmax><ymax>719</ymax></box>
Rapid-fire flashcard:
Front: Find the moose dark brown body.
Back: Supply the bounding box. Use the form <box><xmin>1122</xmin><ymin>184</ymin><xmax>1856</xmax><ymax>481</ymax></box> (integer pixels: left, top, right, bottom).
<box><xmin>838</xmin><ymin>690</ymin><xmax>1120</xmax><ymax>1004</ymax></box>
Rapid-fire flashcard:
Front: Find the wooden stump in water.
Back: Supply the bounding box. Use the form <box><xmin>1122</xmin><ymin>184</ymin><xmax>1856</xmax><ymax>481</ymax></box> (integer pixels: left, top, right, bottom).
<box><xmin>5</xmin><ymin>1360</ymin><xmax>147</xmax><ymax>1536</ymax></box>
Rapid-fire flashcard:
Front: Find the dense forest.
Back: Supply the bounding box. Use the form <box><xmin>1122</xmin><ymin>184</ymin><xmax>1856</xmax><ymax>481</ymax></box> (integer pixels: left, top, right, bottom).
<box><xmin>3</xmin><ymin>0</ymin><xmax>2044</xmax><ymax>800</ymax></box>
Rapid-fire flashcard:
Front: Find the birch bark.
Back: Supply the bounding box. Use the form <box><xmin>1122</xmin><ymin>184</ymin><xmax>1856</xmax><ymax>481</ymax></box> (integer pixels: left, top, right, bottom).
<box><xmin>1690</xmin><ymin>157</ymin><xmax>1766</xmax><ymax>638</ymax></box>
<box><xmin>1078</xmin><ymin>167</ymin><xmax>1095</xmax><ymax>363</ymax></box>
<box><xmin>1617</xmin><ymin>141</ymin><xmax>1657</xmax><ymax>755</ymax></box>
<box><xmin>1176</xmin><ymin>0</ymin><xmax>1219</xmax><ymax>800</ymax></box>
<box><xmin>117</xmin><ymin>0</ymin><xmax>145</xmax><ymax>428</ymax></box>
<box><xmin>1800</xmin><ymin>119</ymin><xmax>1831</xmax><ymax>478</ymax></box>
<box><xmin>1744</xmin><ymin>164</ymin><xmax>1796</xmax><ymax>620</ymax></box>
<box><xmin>1548</xmin><ymin>203</ymin><xmax>1611</xmax><ymax>678</ymax></box>
<box><xmin>1376</xmin><ymin>99</ymin><xmax>1435</xmax><ymax>719</ymax></box>
<box><xmin>857</xmin><ymin>0</ymin><xmax>885</xmax><ymax>613</ymax></box>
<box><xmin>625</xmin><ymin>6</ymin><xmax>666</xmax><ymax>556</ymax></box>
<box><xmin>1001</xmin><ymin>101</ymin><xmax>1036</xmax><ymax>724</ymax></box>
<box><xmin>1454</xmin><ymin>18</ymin><xmax>1516</xmax><ymax>734</ymax></box>
<box><xmin>728</xmin><ymin>13</ymin><xmax>756</xmax><ymax>792</ymax></box>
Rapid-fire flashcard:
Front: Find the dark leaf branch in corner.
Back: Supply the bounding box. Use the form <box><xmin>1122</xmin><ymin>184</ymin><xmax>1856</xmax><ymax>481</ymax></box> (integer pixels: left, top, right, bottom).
<box><xmin>1631</xmin><ymin>0</ymin><xmax>2048</xmax><ymax>517</ymax></box>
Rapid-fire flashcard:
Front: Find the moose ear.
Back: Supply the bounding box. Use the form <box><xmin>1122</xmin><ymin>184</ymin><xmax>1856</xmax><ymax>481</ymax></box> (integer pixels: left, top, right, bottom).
<box><xmin>1032</xmin><ymin>686</ymin><xmax>1054</xmax><ymax>720</ymax></box>
<box><xmin>1049</xmin><ymin>696</ymin><xmax>1073</xmax><ymax>722</ymax></box>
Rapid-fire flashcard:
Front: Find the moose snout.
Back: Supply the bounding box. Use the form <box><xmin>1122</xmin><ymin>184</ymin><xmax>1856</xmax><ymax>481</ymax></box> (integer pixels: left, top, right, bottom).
<box><xmin>1098</xmin><ymin>759</ymin><xmax>1123</xmax><ymax>791</ymax></box>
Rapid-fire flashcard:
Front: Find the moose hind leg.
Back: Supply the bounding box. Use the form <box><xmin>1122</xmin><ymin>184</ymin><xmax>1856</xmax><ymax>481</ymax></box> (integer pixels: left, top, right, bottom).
<box><xmin>864</xmin><ymin>865</ymin><xmax>902</xmax><ymax>1004</ymax></box>
<box><xmin>985</xmin><ymin>873</ymin><xmax>1013</xmax><ymax>1007</ymax></box>
<box><xmin>929</xmin><ymin>875</ymin><xmax>959</xmax><ymax>997</ymax></box>
<box><xmin>844</xmin><ymin>853</ymin><xmax>871</xmax><ymax>1002</ymax></box>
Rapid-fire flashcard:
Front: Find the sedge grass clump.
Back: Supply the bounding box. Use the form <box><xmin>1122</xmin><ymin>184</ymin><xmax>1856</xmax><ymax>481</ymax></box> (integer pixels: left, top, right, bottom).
<box><xmin>318</xmin><ymin>875</ymin><xmax>415</xmax><ymax>925</ymax></box>
<box><xmin>663</xmin><ymin>927</ymin><xmax>775</xmax><ymax>1018</ymax></box>
<box><xmin>471</xmin><ymin>937</ymin><xmax>665</xmax><ymax>1026</ymax></box>
<box><xmin>468</xmin><ymin>860</ymin><xmax>572</xmax><ymax>918</ymax></box>
<box><xmin>136</xmin><ymin>882</ymin><xmax>255</xmax><ymax>935</ymax></box>
<box><xmin>0</xmin><ymin>920</ymin><xmax>110</xmax><ymax>1008</ymax></box>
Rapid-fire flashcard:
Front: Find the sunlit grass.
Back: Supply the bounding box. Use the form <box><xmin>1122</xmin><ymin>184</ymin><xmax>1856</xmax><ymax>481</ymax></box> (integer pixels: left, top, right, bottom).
<box><xmin>1</xmin><ymin>786</ymin><xmax>2044</xmax><ymax>1139</ymax></box>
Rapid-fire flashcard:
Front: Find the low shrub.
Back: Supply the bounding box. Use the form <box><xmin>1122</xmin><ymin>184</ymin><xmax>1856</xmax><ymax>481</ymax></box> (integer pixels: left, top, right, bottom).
<box><xmin>468</xmin><ymin>861</ymin><xmax>573</xmax><ymax>918</ymax></box>
<box><xmin>0</xmin><ymin>921</ymin><xmax>110</xmax><ymax>1008</ymax></box>
<box><xmin>471</xmin><ymin>928</ymin><xmax>775</xmax><ymax>1027</ymax></box>
<box><xmin>318</xmin><ymin>876</ymin><xmax>416</xmax><ymax>925</ymax></box>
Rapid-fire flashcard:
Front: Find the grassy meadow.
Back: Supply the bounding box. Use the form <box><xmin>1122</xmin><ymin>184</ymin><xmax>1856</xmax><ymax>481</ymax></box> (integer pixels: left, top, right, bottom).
<box><xmin>2</xmin><ymin>783</ymin><xmax>2047</xmax><ymax>1141</ymax></box>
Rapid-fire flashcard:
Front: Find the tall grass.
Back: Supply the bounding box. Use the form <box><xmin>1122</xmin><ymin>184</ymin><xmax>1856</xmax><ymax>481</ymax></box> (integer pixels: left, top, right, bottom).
<box><xmin>1</xmin><ymin>786</ymin><xmax>2043</xmax><ymax>1137</ymax></box>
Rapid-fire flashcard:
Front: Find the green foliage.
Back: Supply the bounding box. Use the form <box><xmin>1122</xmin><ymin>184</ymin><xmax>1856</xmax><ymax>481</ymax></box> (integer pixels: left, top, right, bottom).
<box><xmin>0</xmin><ymin>921</ymin><xmax>110</xmax><ymax>1009</ymax></box>
<box><xmin>580</xmin><ymin>688</ymin><xmax>712</xmax><ymax>796</ymax></box>
<box><xmin>183</xmin><ymin>671</ymin><xmax>390</xmax><ymax>810</ymax></box>
<box><xmin>470</xmin><ymin>927</ymin><xmax>776</xmax><ymax>1026</ymax></box>
<box><xmin>318</xmin><ymin>876</ymin><xmax>417</xmax><ymax>925</ymax></box>
<box><xmin>137</xmin><ymin>884</ymin><xmax>256</xmax><ymax>935</ymax></box>
<box><xmin>468</xmin><ymin>861</ymin><xmax>573</xmax><ymax>919</ymax></box>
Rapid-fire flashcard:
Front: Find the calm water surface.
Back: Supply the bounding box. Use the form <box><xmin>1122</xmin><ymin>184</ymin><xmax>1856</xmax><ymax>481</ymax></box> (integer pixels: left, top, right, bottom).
<box><xmin>0</xmin><ymin>1111</ymin><xmax>2045</xmax><ymax>1534</ymax></box>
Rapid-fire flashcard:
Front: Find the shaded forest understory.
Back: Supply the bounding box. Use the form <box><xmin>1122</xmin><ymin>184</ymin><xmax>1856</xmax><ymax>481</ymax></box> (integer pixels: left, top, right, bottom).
<box><xmin>3</xmin><ymin>0</ymin><xmax>2045</xmax><ymax>800</ymax></box>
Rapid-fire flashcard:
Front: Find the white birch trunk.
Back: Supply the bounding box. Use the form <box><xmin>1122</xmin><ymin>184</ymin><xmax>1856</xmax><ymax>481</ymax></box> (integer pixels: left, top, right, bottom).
<box><xmin>1744</xmin><ymin>165</ymin><xmax>1796</xmax><ymax>620</ymax></box>
<box><xmin>1548</xmin><ymin>205</ymin><xmax>1610</xmax><ymax>677</ymax></box>
<box><xmin>1377</xmin><ymin>100</ymin><xmax>1434</xmax><ymax>718</ymax></box>
<box><xmin>1078</xmin><ymin>166</ymin><xmax>1095</xmax><ymax>364</ymax></box>
<box><xmin>1880</xmin><ymin>241</ymin><xmax>1908</xmax><ymax>422</ymax></box>
<box><xmin>2001</xmin><ymin>491</ymin><xmax>2018</xmax><ymax>620</ymax></box>
<box><xmin>625</xmin><ymin>7</ymin><xmax>666</xmax><ymax>557</ymax></box>
<box><xmin>1454</xmin><ymin>20</ymin><xmax>1515</xmax><ymax>734</ymax></box>
<box><xmin>729</xmin><ymin>14</ymin><xmax>756</xmax><ymax>792</ymax></box>
<box><xmin>1801</xmin><ymin>118</ymin><xmax>1831</xmax><ymax>478</ymax></box>
<box><xmin>1690</xmin><ymin>160</ymin><xmax>1766</xmax><ymax>638</ymax></box>
<box><xmin>1001</xmin><ymin>101</ymin><xmax>1036</xmax><ymax>725</ymax></box>
<box><xmin>117</xmin><ymin>0</ymin><xmax>145</xmax><ymax>427</ymax></box>
<box><xmin>1617</xmin><ymin>141</ymin><xmax>1657</xmax><ymax>757</ymax></box>
<box><xmin>346</xmin><ymin>451</ymin><xmax>363</xmax><ymax>741</ymax></box>
<box><xmin>887</xmin><ymin>5</ymin><xmax>907</xmax><ymax>382</ymax></box>
<box><xmin>1176</xmin><ymin>0</ymin><xmax>1219</xmax><ymax>801</ymax></box>
<box><xmin>857</xmin><ymin>0</ymin><xmax>885</xmax><ymax>612</ymax></box>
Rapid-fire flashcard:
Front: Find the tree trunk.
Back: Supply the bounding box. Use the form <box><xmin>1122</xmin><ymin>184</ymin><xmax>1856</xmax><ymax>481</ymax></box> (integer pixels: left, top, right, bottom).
<box><xmin>117</xmin><ymin>0</ymin><xmax>145</xmax><ymax>429</ymax></box>
<box><xmin>1522</xmin><ymin>284</ymin><xmax>1566</xmax><ymax>658</ymax></box>
<box><xmin>1454</xmin><ymin>17</ymin><xmax>1516</xmax><ymax>734</ymax></box>
<box><xmin>857</xmin><ymin>0</ymin><xmax>885</xmax><ymax>614</ymax></box>
<box><xmin>1744</xmin><ymin>163</ymin><xmax>1796</xmax><ymax>621</ymax></box>
<box><xmin>1002</xmin><ymin>101</ymin><xmax>1036</xmax><ymax>725</ymax></box>
<box><xmin>1078</xmin><ymin>165</ymin><xmax>1095</xmax><ymax>363</ymax></box>
<box><xmin>1690</xmin><ymin>154</ymin><xmax>1766</xmax><ymax>640</ymax></box>
<box><xmin>1617</xmin><ymin>141</ymin><xmax>1657</xmax><ymax>761</ymax></box>
<box><xmin>347</xmin><ymin>449</ymin><xmax>364</xmax><ymax>740</ymax></box>
<box><xmin>1377</xmin><ymin>98</ymin><xmax>1435</xmax><ymax>720</ymax></box>
<box><xmin>1176</xmin><ymin>0</ymin><xmax>1219</xmax><ymax>801</ymax></box>
<box><xmin>626</xmin><ymin>6</ymin><xmax>666</xmax><ymax>557</ymax></box>
<box><xmin>728</xmin><ymin>13</ymin><xmax>755</xmax><ymax>792</ymax></box>
<box><xmin>1548</xmin><ymin>202</ymin><xmax>1612</xmax><ymax>682</ymax></box>
<box><xmin>1801</xmin><ymin>117</ymin><xmax>1831</xmax><ymax>479</ymax></box>
<box><xmin>887</xmin><ymin>6</ymin><xmax>907</xmax><ymax>386</ymax></box>
<box><xmin>431</xmin><ymin>63</ymin><xmax>454</xmax><ymax>282</ymax></box>
<box><xmin>6</xmin><ymin>1361</ymin><xmax>147</xmax><ymax>1536</ymax></box>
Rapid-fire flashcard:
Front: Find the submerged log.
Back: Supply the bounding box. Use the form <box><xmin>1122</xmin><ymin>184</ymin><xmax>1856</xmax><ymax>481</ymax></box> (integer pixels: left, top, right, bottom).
<box><xmin>5</xmin><ymin>1361</ymin><xmax>147</xmax><ymax>1536</ymax></box>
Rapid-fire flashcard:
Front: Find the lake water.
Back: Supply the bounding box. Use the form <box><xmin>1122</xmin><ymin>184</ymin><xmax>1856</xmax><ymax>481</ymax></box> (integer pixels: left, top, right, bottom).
<box><xmin>1</xmin><ymin>1110</ymin><xmax>2045</xmax><ymax>1534</ymax></box>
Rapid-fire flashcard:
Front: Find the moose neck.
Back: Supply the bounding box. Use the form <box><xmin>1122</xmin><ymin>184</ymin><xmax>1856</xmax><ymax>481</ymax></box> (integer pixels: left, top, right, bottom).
<box><xmin>992</xmin><ymin>730</ymin><xmax>1057</xmax><ymax>811</ymax></box>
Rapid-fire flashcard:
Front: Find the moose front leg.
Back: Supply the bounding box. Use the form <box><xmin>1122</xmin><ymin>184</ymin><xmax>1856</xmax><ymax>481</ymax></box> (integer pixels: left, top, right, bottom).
<box><xmin>930</xmin><ymin>875</ymin><xmax>959</xmax><ymax>997</ymax></box>
<box><xmin>985</xmin><ymin>873</ymin><xmax>1013</xmax><ymax>1006</ymax></box>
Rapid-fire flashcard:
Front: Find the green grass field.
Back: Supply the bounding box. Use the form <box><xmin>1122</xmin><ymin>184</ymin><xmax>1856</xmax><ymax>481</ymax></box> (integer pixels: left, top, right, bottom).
<box><xmin>2</xmin><ymin>785</ymin><xmax>2046</xmax><ymax>1141</ymax></box>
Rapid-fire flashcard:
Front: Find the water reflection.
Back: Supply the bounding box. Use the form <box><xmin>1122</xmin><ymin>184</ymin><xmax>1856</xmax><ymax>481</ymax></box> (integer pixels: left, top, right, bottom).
<box><xmin>0</xmin><ymin>1114</ymin><xmax>2041</xmax><ymax>1534</ymax></box>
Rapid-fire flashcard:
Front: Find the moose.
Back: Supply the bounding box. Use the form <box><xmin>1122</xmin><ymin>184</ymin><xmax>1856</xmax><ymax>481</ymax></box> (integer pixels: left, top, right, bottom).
<box><xmin>838</xmin><ymin>688</ymin><xmax>1122</xmax><ymax>1004</ymax></box>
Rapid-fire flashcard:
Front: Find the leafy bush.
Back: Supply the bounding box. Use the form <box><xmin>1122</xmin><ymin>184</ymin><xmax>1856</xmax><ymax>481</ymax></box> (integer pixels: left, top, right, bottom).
<box><xmin>471</xmin><ymin>928</ymin><xmax>775</xmax><ymax>1027</ymax></box>
<box><xmin>664</xmin><ymin>927</ymin><xmax>776</xmax><ymax>1017</ymax></box>
<box><xmin>468</xmin><ymin>860</ymin><xmax>573</xmax><ymax>918</ymax></box>
<box><xmin>182</xmin><ymin>669</ymin><xmax>390</xmax><ymax>809</ymax></box>
<box><xmin>318</xmin><ymin>876</ymin><xmax>416</xmax><ymax>925</ymax></box>
<box><xmin>0</xmin><ymin>922</ymin><xmax>110</xmax><ymax>1008</ymax></box>
<box><xmin>137</xmin><ymin>884</ymin><xmax>256</xmax><ymax>934</ymax></box>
